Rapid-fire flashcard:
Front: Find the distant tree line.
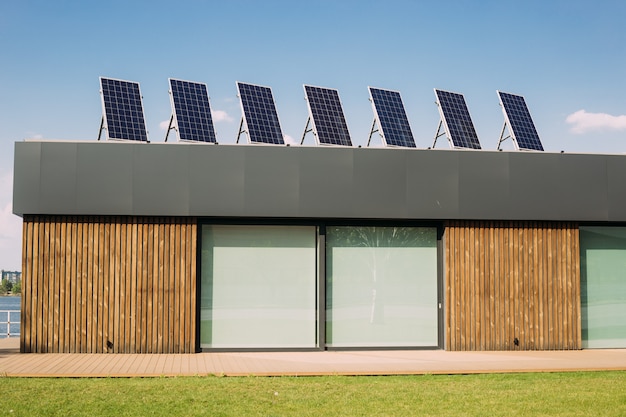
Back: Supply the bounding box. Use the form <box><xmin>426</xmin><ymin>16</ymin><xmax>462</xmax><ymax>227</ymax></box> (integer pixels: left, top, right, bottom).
<box><xmin>0</xmin><ymin>279</ymin><xmax>20</xmax><ymax>295</ymax></box>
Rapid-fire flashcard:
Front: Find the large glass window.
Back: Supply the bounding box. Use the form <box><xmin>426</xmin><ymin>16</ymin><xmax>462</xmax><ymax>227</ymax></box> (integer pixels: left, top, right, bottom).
<box><xmin>325</xmin><ymin>226</ymin><xmax>438</xmax><ymax>347</ymax></box>
<box><xmin>580</xmin><ymin>227</ymin><xmax>626</xmax><ymax>348</ymax></box>
<box><xmin>200</xmin><ymin>225</ymin><xmax>317</xmax><ymax>349</ymax></box>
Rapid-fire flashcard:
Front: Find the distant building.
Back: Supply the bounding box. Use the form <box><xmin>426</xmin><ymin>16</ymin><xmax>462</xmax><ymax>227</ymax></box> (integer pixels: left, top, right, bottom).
<box><xmin>1</xmin><ymin>271</ymin><xmax>21</xmax><ymax>284</ymax></box>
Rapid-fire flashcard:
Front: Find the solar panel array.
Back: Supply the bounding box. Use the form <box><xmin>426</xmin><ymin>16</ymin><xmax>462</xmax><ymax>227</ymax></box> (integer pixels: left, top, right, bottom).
<box><xmin>497</xmin><ymin>91</ymin><xmax>544</xmax><ymax>151</ymax></box>
<box><xmin>97</xmin><ymin>76</ymin><xmax>547</xmax><ymax>151</ymax></box>
<box><xmin>99</xmin><ymin>77</ymin><xmax>148</xmax><ymax>142</ymax></box>
<box><xmin>169</xmin><ymin>78</ymin><xmax>217</xmax><ymax>143</ymax></box>
<box><xmin>434</xmin><ymin>89</ymin><xmax>481</xmax><ymax>149</ymax></box>
<box><xmin>304</xmin><ymin>85</ymin><xmax>352</xmax><ymax>146</ymax></box>
<box><xmin>237</xmin><ymin>82</ymin><xmax>284</xmax><ymax>144</ymax></box>
<box><xmin>368</xmin><ymin>87</ymin><xmax>416</xmax><ymax>148</ymax></box>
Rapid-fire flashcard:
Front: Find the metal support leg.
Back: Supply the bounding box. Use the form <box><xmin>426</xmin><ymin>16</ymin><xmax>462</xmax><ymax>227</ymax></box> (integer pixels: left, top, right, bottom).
<box><xmin>367</xmin><ymin>118</ymin><xmax>379</xmax><ymax>147</ymax></box>
<box><xmin>497</xmin><ymin>121</ymin><xmax>510</xmax><ymax>150</ymax></box>
<box><xmin>300</xmin><ymin>117</ymin><xmax>312</xmax><ymax>145</ymax></box>
<box><xmin>236</xmin><ymin>117</ymin><xmax>246</xmax><ymax>144</ymax></box>
<box><xmin>432</xmin><ymin>120</ymin><xmax>444</xmax><ymax>148</ymax></box>
<box><xmin>97</xmin><ymin>116</ymin><xmax>105</xmax><ymax>141</ymax></box>
<box><xmin>164</xmin><ymin>114</ymin><xmax>174</xmax><ymax>142</ymax></box>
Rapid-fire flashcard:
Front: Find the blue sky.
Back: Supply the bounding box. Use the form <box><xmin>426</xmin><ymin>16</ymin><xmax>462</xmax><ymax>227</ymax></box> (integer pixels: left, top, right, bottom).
<box><xmin>1</xmin><ymin>0</ymin><xmax>626</xmax><ymax>269</ymax></box>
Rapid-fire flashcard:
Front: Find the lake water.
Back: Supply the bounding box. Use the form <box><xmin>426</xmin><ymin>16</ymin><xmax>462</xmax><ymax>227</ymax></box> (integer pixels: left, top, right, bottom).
<box><xmin>0</xmin><ymin>296</ymin><xmax>21</xmax><ymax>337</ymax></box>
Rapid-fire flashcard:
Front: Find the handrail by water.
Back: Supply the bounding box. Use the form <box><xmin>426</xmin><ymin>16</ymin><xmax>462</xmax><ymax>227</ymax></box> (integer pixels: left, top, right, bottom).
<box><xmin>0</xmin><ymin>310</ymin><xmax>20</xmax><ymax>337</ymax></box>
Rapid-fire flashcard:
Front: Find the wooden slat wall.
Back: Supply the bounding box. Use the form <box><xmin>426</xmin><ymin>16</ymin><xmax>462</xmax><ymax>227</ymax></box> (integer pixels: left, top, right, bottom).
<box><xmin>445</xmin><ymin>221</ymin><xmax>581</xmax><ymax>351</ymax></box>
<box><xmin>21</xmin><ymin>216</ymin><xmax>197</xmax><ymax>354</ymax></box>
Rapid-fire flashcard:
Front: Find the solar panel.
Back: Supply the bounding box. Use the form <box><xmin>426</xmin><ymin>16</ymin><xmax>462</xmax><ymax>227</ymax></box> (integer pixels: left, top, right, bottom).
<box><xmin>236</xmin><ymin>82</ymin><xmax>284</xmax><ymax>144</ymax></box>
<box><xmin>368</xmin><ymin>87</ymin><xmax>416</xmax><ymax>148</ymax></box>
<box><xmin>434</xmin><ymin>89</ymin><xmax>481</xmax><ymax>149</ymax></box>
<box><xmin>168</xmin><ymin>78</ymin><xmax>217</xmax><ymax>143</ymax></box>
<box><xmin>497</xmin><ymin>91</ymin><xmax>544</xmax><ymax>151</ymax></box>
<box><xmin>99</xmin><ymin>77</ymin><xmax>148</xmax><ymax>142</ymax></box>
<box><xmin>303</xmin><ymin>85</ymin><xmax>352</xmax><ymax>146</ymax></box>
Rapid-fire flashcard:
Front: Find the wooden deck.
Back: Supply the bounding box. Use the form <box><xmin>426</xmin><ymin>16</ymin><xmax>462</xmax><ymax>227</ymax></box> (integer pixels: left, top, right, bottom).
<box><xmin>1</xmin><ymin>338</ymin><xmax>626</xmax><ymax>377</ymax></box>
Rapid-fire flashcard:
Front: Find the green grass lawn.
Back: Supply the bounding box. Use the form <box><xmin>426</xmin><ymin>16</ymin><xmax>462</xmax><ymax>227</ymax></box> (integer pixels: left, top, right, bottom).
<box><xmin>0</xmin><ymin>371</ymin><xmax>625</xmax><ymax>416</ymax></box>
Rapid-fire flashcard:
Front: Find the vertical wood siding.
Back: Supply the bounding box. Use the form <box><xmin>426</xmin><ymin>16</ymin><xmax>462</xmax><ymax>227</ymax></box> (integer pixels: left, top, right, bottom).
<box><xmin>21</xmin><ymin>216</ymin><xmax>197</xmax><ymax>353</ymax></box>
<box><xmin>445</xmin><ymin>221</ymin><xmax>581</xmax><ymax>351</ymax></box>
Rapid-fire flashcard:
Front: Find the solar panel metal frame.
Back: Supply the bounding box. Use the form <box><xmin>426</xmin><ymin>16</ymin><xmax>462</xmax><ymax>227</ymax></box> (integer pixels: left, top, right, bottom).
<box><xmin>368</xmin><ymin>87</ymin><xmax>416</xmax><ymax>148</ymax></box>
<box><xmin>168</xmin><ymin>78</ymin><xmax>217</xmax><ymax>143</ymax></box>
<box><xmin>236</xmin><ymin>81</ymin><xmax>285</xmax><ymax>145</ymax></box>
<box><xmin>99</xmin><ymin>77</ymin><xmax>148</xmax><ymax>142</ymax></box>
<box><xmin>303</xmin><ymin>84</ymin><xmax>352</xmax><ymax>147</ymax></box>
<box><xmin>497</xmin><ymin>91</ymin><xmax>544</xmax><ymax>151</ymax></box>
<box><xmin>434</xmin><ymin>89</ymin><xmax>481</xmax><ymax>149</ymax></box>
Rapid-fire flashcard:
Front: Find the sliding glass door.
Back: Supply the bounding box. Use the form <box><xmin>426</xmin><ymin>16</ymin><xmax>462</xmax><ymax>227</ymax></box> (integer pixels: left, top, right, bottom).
<box><xmin>200</xmin><ymin>225</ymin><xmax>318</xmax><ymax>349</ymax></box>
<box><xmin>580</xmin><ymin>226</ymin><xmax>626</xmax><ymax>348</ymax></box>
<box><xmin>325</xmin><ymin>226</ymin><xmax>438</xmax><ymax>347</ymax></box>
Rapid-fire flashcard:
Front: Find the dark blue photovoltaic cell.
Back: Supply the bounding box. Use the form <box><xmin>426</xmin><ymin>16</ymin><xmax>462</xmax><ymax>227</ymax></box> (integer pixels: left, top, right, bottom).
<box><xmin>304</xmin><ymin>85</ymin><xmax>352</xmax><ymax>146</ymax></box>
<box><xmin>434</xmin><ymin>89</ymin><xmax>481</xmax><ymax>149</ymax></box>
<box><xmin>369</xmin><ymin>87</ymin><xmax>416</xmax><ymax>148</ymax></box>
<box><xmin>100</xmin><ymin>77</ymin><xmax>148</xmax><ymax>142</ymax></box>
<box><xmin>237</xmin><ymin>82</ymin><xmax>284</xmax><ymax>144</ymax></box>
<box><xmin>169</xmin><ymin>79</ymin><xmax>217</xmax><ymax>143</ymax></box>
<box><xmin>498</xmin><ymin>91</ymin><xmax>544</xmax><ymax>151</ymax></box>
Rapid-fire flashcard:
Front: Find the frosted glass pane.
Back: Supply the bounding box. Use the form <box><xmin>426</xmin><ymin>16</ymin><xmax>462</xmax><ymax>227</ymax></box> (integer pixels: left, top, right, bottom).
<box><xmin>201</xmin><ymin>225</ymin><xmax>317</xmax><ymax>348</ymax></box>
<box><xmin>581</xmin><ymin>227</ymin><xmax>626</xmax><ymax>348</ymax></box>
<box><xmin>326</xmin><ymin>227</ymin><xmax>438</xmax><ymax>347</ymax></box>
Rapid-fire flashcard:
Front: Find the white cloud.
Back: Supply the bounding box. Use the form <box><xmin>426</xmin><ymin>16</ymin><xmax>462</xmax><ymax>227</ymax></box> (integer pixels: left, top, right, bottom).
<box><xmin>284</xmin><ymin>134</ymin><xmax>297</xmax><ymax>145</ymax></box>
<box><xmin>566</xmin><ymin>110</ymin><xmax>626</xmax><ymax>134</ymax></box>
<box><xmin>212</xmin><ymin>110</ymin><xmax>234</xmax><ymax>123</ymax></box>
<box><xmin>159</xmin><ymin>120</ymin><xmax>171</xmax><ymax>130</ymax></box>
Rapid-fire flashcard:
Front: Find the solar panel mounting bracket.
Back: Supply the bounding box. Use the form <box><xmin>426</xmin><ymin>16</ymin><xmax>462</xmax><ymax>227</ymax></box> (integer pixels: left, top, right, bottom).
<box><xmin>163</xmin><ymin>114</ymin><xmax>175</xmax><ymax>142</ymax></box>
<box><xmin>300</xmin><ymin>117</ymin><xmax>314</xmax><ymax>145</ymax></box>
<box><xmin>496</xmin><ymin>121</ymin><xmax>512</xmax><ymax>150</ymax></box>
<box><xmin>367</xmin><ymin>118</ymin><xmax>382</xmax><ymax>147</ymax></box>
<box><xmin>431</xmin><ymin>119</ymin><xmax>448</xmax><ymax>148</ymax></box>
<box><xmin>236</xmin><ymin>117</ymin><xmax>247</xmax><ymax>144</ymax></box>
<box><xmin>97</xmin><ymin>116</ymin><xmax>105</xmax><ymax>141</ymax></box>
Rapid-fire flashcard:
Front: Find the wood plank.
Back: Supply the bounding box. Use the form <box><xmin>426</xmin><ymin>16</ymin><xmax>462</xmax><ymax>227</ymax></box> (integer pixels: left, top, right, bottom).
<box><xmin>51</xmin><ymin>219</ymin><xmax>61</xmax><ymax>352</ymax></box>
<box><xmin>146</xmin><ymin>222</ymin><xmax>155</xmax><ymax>353</ymax></box>
<box><xmin>121</xmin><ymin>220</ymin><xmax>130</xmax><ymax>352</ymax></box>
<box><xmin>157</xmin><ymin>221</ymin><xmax>165</xmax><ymax>353</ymax></box>
<box><xmin>113</xmin><ymin>218</ymin><xmax>122</xmax><ymax>353</ymax></box>
<box><xmin>102</xmin><ymin>221</ymin><xmax>110</xmax><ymax>353</ymax></box>
<box><xmin>21</xmin><ymin>219</ymin><xmax>32</xmax><ymax>352</ymax></box>
<box><xmin>189</xmin><ymin>219</ymin><xmax>197</xmax><ymax>353</ymax></box>
<box><xmin>96</xmin><ymin>221</ymin><xmax>105</xmax><ymax>352</ymax></box>
<box><xmin>572</xmin><ymin>224</ymin><xmax>583</xmax><ymax>349</ymax></box>
<box><xmin>62</xmin><ymin>218</ymin><xmax>69</xmax><ymax>353</ymax></box>
<box><xmin>168</xmin><ymin>219</ymin><xmax>176</xmax><ymax>353</ymax></box>
<box><xmin>445</xmin><ymin>224</ymin><xmax>453</xmax><ymax>350</ymax></box>
<box><xmin>179</xmin><ymin>221</ymin><xmax>187</xmax><ymax>352</ymax></box>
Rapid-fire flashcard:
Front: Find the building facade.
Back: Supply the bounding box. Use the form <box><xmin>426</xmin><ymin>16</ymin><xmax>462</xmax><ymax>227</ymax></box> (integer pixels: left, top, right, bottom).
<box><xmin>12</xmin><ymin>141</ymin><xmax>626</xmax><ymax>353</ymax></box>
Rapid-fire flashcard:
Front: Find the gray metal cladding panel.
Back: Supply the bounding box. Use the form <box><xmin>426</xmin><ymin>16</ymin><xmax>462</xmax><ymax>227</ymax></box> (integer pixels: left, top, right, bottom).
<box><xmin>607</xmin><ymin>155</ymin><xmax>626</xmax><ymax>221</ymax></box>
<box><xmin>243</xmin><ymin>147</ymin><xmax>300</xmax><ymax>216</ymax></box>
<box><xmin>508</xmin><ymin>152</ymin><xmax>563</xmax><ymax>220</ymax></box>
<box><xmin>297</xmin><ymin>147</ymin><xmax>355</xmax><ymax>217</ymax></box>
<box><xmin>188</xmin><ymin>145</ymin><xmax>245</xmax><ymax>216</ymax></box>
<box><xmin>13</xmin><ymin>142</ymin><xmax>41</xmax><ymax>215</ymax></box>
<box><xmin>76</xmin><ymin>143</ymin><xmax>133</xmax><ymax>214</ymax></box>
<box><xmin>40</xmin><ymin>143</ymin><xmax>78</xmax><ymax>213</ymax></box>
<box><xmin>558</xmin><ymin>154</ymin><xmax>609</xmax><ymax>220</ymax></box>
<box><xmin>406</xmin><ymin>150</ymin><xmax>459</xmax><ymax>218</ymax></box>
<box><xmin>458</xmin><ymin>151</ymin><xmax>510</xmax><ymax>219</ymax></box>
<box><xmin>132</xmin><ymin>144</ymin><xmax>190</xmax><ymax>215</ymax></box>
<box><xmin>352</xmin><ymin>149</ymin><xmax>408</xmax><ymax>218</ymax></box>
<box><xmin>12</xmin><ymin>141</ymin><xmax>626</xmax><ymax>222</ymax></box>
